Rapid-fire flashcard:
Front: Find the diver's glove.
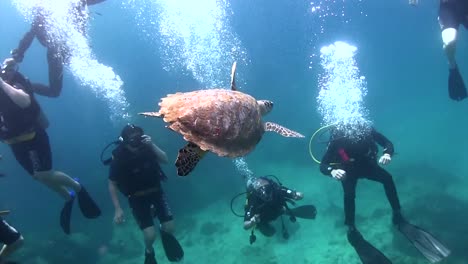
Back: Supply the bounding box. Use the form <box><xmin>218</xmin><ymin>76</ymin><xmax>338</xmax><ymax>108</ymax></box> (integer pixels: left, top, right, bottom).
<box><xmin>293</xmin><ymin>191</ymin><xmax>303</xmax><ymax>200</ymax></box>
<box><xmin>331</xmin><ymin>169</ymin><xmax>346</xmax><ymax>180</ymax></box>
<box><xmin>10</xmin><ymin>49</ymin><xmax>24</xmax><ymax>63</ymax></box>
<box><xmin>378</xmin><ymin>153</ymin><xmax>392</xmax><ymax>165</ymax></box>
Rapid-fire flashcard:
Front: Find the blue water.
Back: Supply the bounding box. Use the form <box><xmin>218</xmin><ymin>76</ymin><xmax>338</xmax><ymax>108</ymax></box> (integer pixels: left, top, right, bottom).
<box><xmin>0</xmin><ymin>0</ymin><xmax>467</xmax><ymax>263</ymax></box>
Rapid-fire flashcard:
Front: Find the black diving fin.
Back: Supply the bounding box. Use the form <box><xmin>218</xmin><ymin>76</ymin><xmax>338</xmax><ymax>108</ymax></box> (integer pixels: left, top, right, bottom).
<box><xmin>397</xmin><ymin>221</ymin><xmax>450</xmax><ymax>263</ymax></box>
<box><xmin>160</xmin><ymin>228</ymin><xmax>184</xmax><ymax>262</ymax></box>
<box><xmin>348</xmin><ymin>228</ymin><xmax>392</xmax><ymax>264</ymax></box>
<box><xmin>448</xmin><ymin>67</ymin><xmax>467</xmax><ymax>101</ymax></box>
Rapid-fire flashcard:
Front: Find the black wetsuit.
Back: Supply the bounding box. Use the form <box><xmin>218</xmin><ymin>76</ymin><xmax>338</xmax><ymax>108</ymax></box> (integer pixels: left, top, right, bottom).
<box><xmin>319</xmin><ymin>128</ymin><xmax>401</xmax><ymax>227</ymax></box>
<box><xmin>0</xmin><ymin>72</ymin><xmax>52</xmax><ymax>175</ymax></box>
<box><xmin>439</xmin><ymin>0</ymin><xmax>468</xmax><ymax>30</ymax></box>
<box><xmin>12</xmin><ymin>0</ymin><xmax>107</xmax><ymax>98</ymax></box>
<box><xmin>109</xmin><ymin>143</ymin><xmax>172</xmax><ymax>230</ymax></box>
<box><xmin>244</xmin><ymin>177</ymin><xmax>297</xmax><ymax>235</ymax></box>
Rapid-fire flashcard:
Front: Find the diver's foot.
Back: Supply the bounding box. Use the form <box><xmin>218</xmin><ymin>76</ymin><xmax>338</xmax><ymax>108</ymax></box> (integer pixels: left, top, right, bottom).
<box><xmin>392</xmin><ymin>210</ymin><xmax>406</xmax><ymax>227</ymax></box>
<box><xmin>144</xmin><ymin>251</ymin><xmax>157</xmax><ymax>264</ymax></box>
<box><xmin>347</xmin><ymin>225</ymin><xmax>359</xmax><ymax>236</ymax></box>
<box><xmin>346</xmin><ymin>225</ymin><xmax>363</xmax><ymax>244</ymax></box>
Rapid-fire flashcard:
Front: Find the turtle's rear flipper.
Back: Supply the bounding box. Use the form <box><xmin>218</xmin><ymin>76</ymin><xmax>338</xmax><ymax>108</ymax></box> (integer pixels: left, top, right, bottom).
<box><xmin>175</xmin><ymin>143</ymin><xmax>207</xmax><ymax>176</ymax></box>
<box><xmin>264</xmin><ymin>122</ymin><xmax>305</xmax><ymax>138</ymax></box>
<box><xmin>138</xmin><ymin>112</ymin><xmax>162</xmax><ymax>118</ymax></box>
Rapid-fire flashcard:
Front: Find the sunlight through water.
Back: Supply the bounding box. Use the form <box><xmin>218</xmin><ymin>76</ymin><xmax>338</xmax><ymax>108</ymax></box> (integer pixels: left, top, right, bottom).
<box><xmin>123</xmin><ymin>0</ymin><xmax>248</xmax><ymax>88</ymax></box>
<box><xmin>316</xmin><ymin>41</ymin><xmax>371</xmax><ymax>139</ymax></box>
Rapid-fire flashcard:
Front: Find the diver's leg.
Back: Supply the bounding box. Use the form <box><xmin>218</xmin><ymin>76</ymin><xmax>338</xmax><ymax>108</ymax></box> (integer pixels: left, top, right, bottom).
<box><xmin>131</xmin><ymin>197</ymin><xmax>158</xmax><ymax>264</ymax></box>
<box><xmin>155</xmin><ymin>192</ymin><xmax>175</xmax><ymax>234</ymax></box>
<box><xmin>26</xmin><ymin>129</ymin><xmax>81</xmax><ymax>196</ymax></box>
<box><xmin>142</xmin><ymin>226</ymin><xmax>157</xmax><ymax>255</ymax></box>
<box><xmin>438</xmin><ymin>2</ymin><xmax>459</xmax><ymax>68</ymax></box>
<box><xmin>438</xmin><ymin>1</ymin><xmax>467</xmax><ymax>100</ymax></box>
<box><xmin>9</xmin><ymin>129</ymin><xmax>73</xmax><ymax>200</ymax></box>
<box><xmin>341</xmin><ymin>176</ymin><xmax>358</xmax><ymax>230</ymax></box>
<box><xmin>366</xmin><ymin>166</ymin><xmax>402</xmax><ymax>224</ymax></box>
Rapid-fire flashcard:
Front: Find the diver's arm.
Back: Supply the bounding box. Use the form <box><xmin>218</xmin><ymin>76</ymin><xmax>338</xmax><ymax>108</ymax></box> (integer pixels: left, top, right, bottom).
<box><xmin>319</xmin><ymin>142</ymin><xmax>340</xmax><ymax>176</ymax></box>
<box><xmin>151</xmin><ymin>144</ymin><xmax>169</xmax><ymax>164</ymax></box>
<box><xmin>108</xmin><ymin>180</ymin><xmax>122</xmax><ymax>211</ymax></box>
<box><xmin>12</xmin><ymin>25</ymin><xmax>37</xmax><ymax>62</ymax></box>
<box><xmin>0</xmin><ymin>80</ymin><xmax>31</xmax><ymax>109</ymax></box>
<box><xmin>141</xmin><ymin>135</ymin><xmax>169</xmax><ymax>164</ymax></box>
<box><xmin>243</xmin><ymin>200</ymin><xmax>259</xmax><ymax>230</ymax></box>
<box><xmin>372</xmin><ymin>129</ymin><xmax>394</xmax><ymax>156</ymax></box>
<box><xmin>244</xmin><ymin>212</ymin><xmax>259</xmax><ymax>230</ymax></box>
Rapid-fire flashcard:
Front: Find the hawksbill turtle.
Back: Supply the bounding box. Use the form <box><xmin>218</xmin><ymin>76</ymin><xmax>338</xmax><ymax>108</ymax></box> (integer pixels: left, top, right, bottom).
<box><xmin>139</xmin><ymin>62</ymin><xmax>305</xmax><ymax>176</ymax></box>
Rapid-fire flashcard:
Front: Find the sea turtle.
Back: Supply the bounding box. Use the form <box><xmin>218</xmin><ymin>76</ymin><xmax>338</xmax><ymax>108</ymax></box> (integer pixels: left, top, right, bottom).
<box><xmin>139</xmin><ymin>62</ymin><xmax>305</xmax><ymax>176</ymax></box>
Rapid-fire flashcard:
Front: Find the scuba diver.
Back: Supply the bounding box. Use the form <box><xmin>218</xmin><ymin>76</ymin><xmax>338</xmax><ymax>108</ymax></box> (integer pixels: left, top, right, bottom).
<box><xmin>9</xmin><ymin>0</ymin><xmax>107</xmax><ymax>98</ymax></box>
<box><xmin>410</xmin><ymin>0</ymin><xmax>468</xmax><ymax>101</ymax></box>
<box><xmin>242</xmin><ymin>175</ymin><xmax>316</xmax><ymax>244</ymax></box>
<box><xmin>0</xmin><ymin>210</ymin><xmax>23</xmax><ymax>264</ymax></box>
<box><xmin>0</xmin><ymin>58</ymin><xmax>101</xmax><ymax>235</ymax></box>
<box><xmin>319</xmin><ymin>123</ymin><xmax>450</xmax><ymax>263</ymax></box>
<box><xmin>0</xmin><ymin>159</ymin><xmax>23</xmax><ymax>264</ymax></box>
<box><xmin>105</xmin><ymin>124</ymin><xmax>183</xmax><ymax>264</ymax></box>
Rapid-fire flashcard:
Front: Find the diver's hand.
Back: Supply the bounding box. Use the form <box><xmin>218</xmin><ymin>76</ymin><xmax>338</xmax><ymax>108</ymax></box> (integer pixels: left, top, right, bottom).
<box><xmin>141</xmin><ymin>135</ymin><xmax>152</xmax><ymax>145</ymax></box>
<box><xmin>2</xmin><ymin>58</ymin><xmax>17</xmax><ymax>70</ymax></box>
<box><xmin>331</xmin><ymin>169</ymin><xmax>346</xmax><ymax>180</ymax></box>
<box><xmin>10</xmin><ymin>49</ymin><xmax>23</xmax><ymax>63</ymax></box>
<box><xmin>409</xmin><ymin>0</ymin><xmax>418</xmax><ymax>6</ymax></box>
<box><xmin>379</xmin><ymin>153</ymin><xmax>392</xmax><ymax>165</ymax></box>
<box><xmin>113</xmin><ymin>208</ymin><xmax>125</xmax><ymax>224</ymax></box>
<box><xmin>251</xmin><ymin>214</ymin><xmax>261</xmax><ymax>224</ymax></box>
<box><xmin>294</xmin><ymin>192</ymin><xmax>304</xmax><ymax>200</ymax></box>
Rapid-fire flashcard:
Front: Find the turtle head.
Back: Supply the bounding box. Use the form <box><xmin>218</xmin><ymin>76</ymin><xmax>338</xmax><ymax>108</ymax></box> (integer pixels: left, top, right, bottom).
<box><xmin>257</xmin><ymin>100</ymin><xmax>274</xmax><ymax>116</ymax></box>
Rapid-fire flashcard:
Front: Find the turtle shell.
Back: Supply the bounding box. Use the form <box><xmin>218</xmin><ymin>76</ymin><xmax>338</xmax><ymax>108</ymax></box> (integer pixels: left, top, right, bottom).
<box><xmin>157</xmin><ymin>89</ymin><xmax>264</xmax><ymax>157</ymax></box>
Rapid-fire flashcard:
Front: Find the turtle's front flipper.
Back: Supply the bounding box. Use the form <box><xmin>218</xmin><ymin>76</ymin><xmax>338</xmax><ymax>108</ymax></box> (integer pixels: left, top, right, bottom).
<box><xmin>264</xmin><ymin>122</ymin><xmax>305</xmax><ymax>138</ymax></box>
<box><xmin>175</xmin><ymin>143</ymin><xmax>207</xmax><ymax>176</ymax></box>
<box><xmin>138</xmin><ymin>112</ymin><xmax>162</xmax><ymax>118</ymax></box>
<box><xmin>230</xmin><ymin>61</ymin><xmax>237</xmax><ymax>91</ymax></box>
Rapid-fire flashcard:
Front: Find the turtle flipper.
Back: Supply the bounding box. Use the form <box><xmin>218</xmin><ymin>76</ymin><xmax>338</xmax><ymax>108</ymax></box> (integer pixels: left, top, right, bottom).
<box><xmin>175</xmin><ymin>142</ymin><xmax>207</xmax><ymax>176</ymax></box>
<box><xmin>264</xmin><ymin>122</ymin><xmax>305</xmax><ymax>138</ymax></box>
<box><xmin>230</xmin><ymin>61</ymin><xmax>237</xmax><ymax>91</ymax></box>
<box><xmin>138</xmin><ymin>112</ymin><xmax>162</xmax><ymax>118</ymax></box>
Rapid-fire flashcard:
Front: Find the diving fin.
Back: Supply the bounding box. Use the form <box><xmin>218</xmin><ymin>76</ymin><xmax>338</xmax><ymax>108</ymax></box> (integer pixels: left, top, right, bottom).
<box><xmin>347</xmin><ymin>228</ymin><xmax>392</xmax><ymax>264</ymax></box>
<box><xmin>285</xmin><ymin>205</ymin><xmax>317</xmax><ymax>220</ymax></box>
<box><xmin>448</xmin><ymin>67</ymin><xmax>467</xmax><ymax>101</ymax></box>
<box><xmin>397</xmin><ymin>221</ymin><xmax>450</xmax><ymax>263</ymax></box>
<box><xmin>175</xmin><ymin>142</ymin><xmax>206</xmax><ymax>176</ymax></box>
<box><xmin>160</xmin><ymin>229</ymin><xmax>184</xmax><ymax>262</ymax></box>
<box><xmin>60</xmin><ymin>196</ymin><xmax>75</xmax><ymax>235</ymax></box>
<box><xmin>0</xmin><ymin>210</ymin><xmax>11</xmax><ymax>216</ymax></box>
<box><xmin>77</xmin><ymin>186</ymin><xmax>101</xmax><ymax>219</ymax></box>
